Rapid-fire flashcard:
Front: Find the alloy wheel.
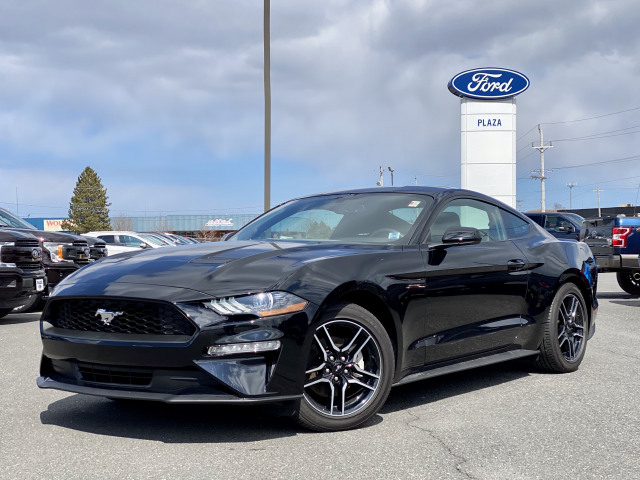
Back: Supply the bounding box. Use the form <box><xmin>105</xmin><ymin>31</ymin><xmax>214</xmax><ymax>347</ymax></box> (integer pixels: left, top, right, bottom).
<box><xmin>557</xmin><ymin>293</ymin><xmax>586</xmax><ymax>361</ymax></box>
<box><xmin>304</xmin><ymin>319</ymin><xmax>382</xmax><ymax>417</ymax></box>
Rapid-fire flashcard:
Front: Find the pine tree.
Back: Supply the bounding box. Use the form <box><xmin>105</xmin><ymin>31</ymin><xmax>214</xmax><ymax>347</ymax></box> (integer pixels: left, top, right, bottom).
<box><xmin>62</xmin><ymin>167</ymin><xmax>112</xmax><ymax>233</ymax></box>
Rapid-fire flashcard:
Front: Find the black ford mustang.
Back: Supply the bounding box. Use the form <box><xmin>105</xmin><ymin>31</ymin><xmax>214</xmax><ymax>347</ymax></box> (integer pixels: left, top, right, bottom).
<box><xmin>38</xmin><ymin>187</ymin><xmax>598</xmax><ymax>431</ymax></box>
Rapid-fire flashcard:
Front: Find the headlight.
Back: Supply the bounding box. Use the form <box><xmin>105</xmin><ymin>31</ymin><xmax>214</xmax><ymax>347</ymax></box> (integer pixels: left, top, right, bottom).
<box><xmin>204</xmin><ymin>291</ymin><xmax>308</xmax><ymax>317</ymax></box>
<box><xmin>42</xmin><ymin>242</ymin><xmax>74</xmax><ymax>263</ymax></box>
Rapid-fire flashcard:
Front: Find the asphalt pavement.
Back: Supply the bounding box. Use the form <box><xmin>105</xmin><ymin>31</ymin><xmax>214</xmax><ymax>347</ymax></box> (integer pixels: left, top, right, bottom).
<box><xmin>1</xmin><ymin>273</ymin><xmax>638</xmax><ymax>480</ymax></box>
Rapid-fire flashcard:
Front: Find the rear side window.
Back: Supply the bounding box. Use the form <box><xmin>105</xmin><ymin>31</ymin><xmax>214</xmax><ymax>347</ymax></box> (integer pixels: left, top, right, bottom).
<box><xmin>500</xmin><ymin>211</ymin><xmax>531</xmax><ymax>239</ymax></box>
<box><xmin>98</xmin><ymin>235</ymin><xmax>116</xmax><ymax>244</ymax></box>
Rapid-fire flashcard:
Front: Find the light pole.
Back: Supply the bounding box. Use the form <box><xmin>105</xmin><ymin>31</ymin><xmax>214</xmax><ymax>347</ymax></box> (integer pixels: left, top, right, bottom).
<box><xmin>388</xmin><ymin>167</ymin><xmax>394</xmax><ymax>186</ymax></box>
<box><xmin>566</xmin><ymin>182</ymin><xmax>577</xmax><ymax>210</ymax></box>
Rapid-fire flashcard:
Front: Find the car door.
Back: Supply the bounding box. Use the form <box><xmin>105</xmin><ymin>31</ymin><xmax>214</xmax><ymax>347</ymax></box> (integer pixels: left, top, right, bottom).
<box><xmin>419</xmin><ymin>198</ymin><xmax>531</xmax><ymax>365</ymax></box>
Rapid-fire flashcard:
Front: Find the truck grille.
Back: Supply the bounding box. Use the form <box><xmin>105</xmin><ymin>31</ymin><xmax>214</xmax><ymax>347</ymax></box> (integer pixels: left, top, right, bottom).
<box><xmin>44</xmin><ymin>298</ymin><xmax>196</xmax><ymax>336</ymax></box>
<box><xmin>0</xmin><ymin>240</ymin><xmax>42</xmax><ymax>270</ymax></box>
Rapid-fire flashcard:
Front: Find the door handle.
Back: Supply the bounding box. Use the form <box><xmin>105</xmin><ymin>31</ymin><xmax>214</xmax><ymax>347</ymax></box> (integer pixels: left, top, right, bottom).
<box><xmin>507</xmin><ymin>259</ymin><xmax>526</xmax><ymax>271</ymax></box>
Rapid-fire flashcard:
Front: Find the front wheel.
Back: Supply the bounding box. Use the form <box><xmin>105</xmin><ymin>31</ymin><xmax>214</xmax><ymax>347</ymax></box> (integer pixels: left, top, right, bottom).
<box><xmin>296</xmin><ymin>303</ymin><xmax>394</xmax><ymax>432</ymax></box>
<box><xmin>536</xmin><ymin>283</ymin><xmax>588</xmax><ymax>373</ymax></box>
<box><xmin>12</xmin><ymin>294</ymin><xmax>43</xmax><ymax>314</ymax></box>
<box><xmin>0</xmin><ymin>308</ymin><xmax>13</xmax><ymax>320</ymax></box>
<box><xmin>616</xmin><ymin>271</ymin><xmax>640</xmax><ymax>296</ymax></box>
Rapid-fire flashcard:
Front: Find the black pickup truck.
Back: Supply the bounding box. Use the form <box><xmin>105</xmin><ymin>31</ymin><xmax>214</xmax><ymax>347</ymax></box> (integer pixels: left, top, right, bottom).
<box><xmin>0</xmin><ymin>207</ymin><xmax>107</xmax><ymax>313</ymax></box>
<box><xmin>0</xmin><ymin>229</ymin><xmax>46</xmax><ymax>320</ymax></box>
<box><xmin>583</xmin><ymin>216</ymin><xmax>640</xmax><ymax>295</ymax></box>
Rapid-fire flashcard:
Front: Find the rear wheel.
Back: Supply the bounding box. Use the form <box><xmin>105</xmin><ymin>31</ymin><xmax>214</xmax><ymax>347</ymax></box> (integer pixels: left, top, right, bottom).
<box><xmin>616</xmin><ymin>271</ymin><xmax>640</xmax><ymax>296</ymax></box>
<box><xmin>296</xmin><ymin>303</ymin><xmax>394</xmax><ymax>432</ymax></box>
<box><xmin>536</xmin><ymin>283</ymin><xmax>588</xmax><ymax>373</ymax></box>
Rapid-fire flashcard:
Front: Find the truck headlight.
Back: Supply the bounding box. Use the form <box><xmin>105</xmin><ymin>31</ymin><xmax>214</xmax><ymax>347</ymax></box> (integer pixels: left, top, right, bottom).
<box><xmin>0</xmin><ymin>242</ymin><xmax>17</xmax><ymax>267</ymax></box>
<box><xmin>42</xmin><ymin>242</ymin><xmax>74</xmax><ymax>263</ymax></box>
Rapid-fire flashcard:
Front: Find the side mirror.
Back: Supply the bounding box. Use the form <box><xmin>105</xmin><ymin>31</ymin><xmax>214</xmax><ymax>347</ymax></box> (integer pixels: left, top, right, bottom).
<box><xmin>139</xmin><ymin>242</ymin><xmax>148</xmax><ymax>249</ymax></box>
<box><xmin>430</xmin><ymin>227</ymin><xmax>483</xmax><ymax>249</ymax></box>
<box><xmin>220</xmin><ymin>232</ymin><xmax>235</xmax><ymax>241</ymax></box>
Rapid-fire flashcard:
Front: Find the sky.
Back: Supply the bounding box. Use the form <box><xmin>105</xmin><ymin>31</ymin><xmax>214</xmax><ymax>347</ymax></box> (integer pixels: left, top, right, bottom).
<box><xmin>1</xmin><ymin>0</ymin><xmax>640</xmax><ymax>219</ymax></box>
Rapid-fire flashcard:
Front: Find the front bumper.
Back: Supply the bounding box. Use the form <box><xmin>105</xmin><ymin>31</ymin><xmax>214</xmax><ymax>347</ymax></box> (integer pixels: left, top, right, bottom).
<box><xmin>38</xmin><ymin>299</ymin><xmax>318</xmax><ymax>403</ymax></box>
<box><xmin>0</xmin><ymin>268</ymin><xmax>46</xmax><ymax>308</ymax></box>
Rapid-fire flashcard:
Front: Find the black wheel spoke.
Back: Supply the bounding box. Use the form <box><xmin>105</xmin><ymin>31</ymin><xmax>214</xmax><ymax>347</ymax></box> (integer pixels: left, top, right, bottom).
<box><xmin>319</xmin><ymin>325</ymin><xmax>341</xmax><ymax>352</ymax></box>
<box><xmin>352</xmin><ymin>364</ymin><xmax>380</xmax><ymax>381</ymax></box>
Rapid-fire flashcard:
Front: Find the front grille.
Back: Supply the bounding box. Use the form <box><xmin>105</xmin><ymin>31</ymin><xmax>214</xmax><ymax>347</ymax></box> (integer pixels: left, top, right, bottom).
<box><xmin>89</xmin><ymin>245</ymin><xmax>107</xmax><ymax>260</ymax></box>
<box><xmin>78</xmin><ymin>363</ymin><xmax>152</xmax><ymax>386</ymax></box>
<box><xmin>15</xmin><ymin>239</ymin><xmax>39</xmax><ymax>248</ymax></box>
<box><xmin>62</xmin><ymin>240</ymin><xmax>91</xmax><ymax>265</ymax></box>
<box><xmin>0</xmin><ymin>243</ymin><xmax>42</xmax><ymax>270</ymax></box>
<box><xmin>45</xmin><ymin>298</ymin><xmax>196</xmax><ymax>336</ymax></box>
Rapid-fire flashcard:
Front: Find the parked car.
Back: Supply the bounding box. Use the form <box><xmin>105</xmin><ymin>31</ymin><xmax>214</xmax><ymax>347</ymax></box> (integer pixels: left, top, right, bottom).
<box><xmin>0</xmin><ymin>229</ymin><xmax>46</xmax><ymax>320</ymax></box>
<box><xmin>38</xmin><ymin>187</ymin><xmax>597</xmax><ymax>431</ymax></box>
<box><xmin>0</xmin><ymin>207</ymin><xmax>92</xmax><ymax>312</ymax></box>
<box><xmin>84</xmin><ymin>231</ymin><xmax>169</xmax><ymax>255</ymax></box>
<box><xmin>525</xmin><ymin>212</ymin><xmax>586</xmax><ymax>241</ymax></box>
<box><xmin>583</xmin><ymin>216</ymin><xmax>640</xmax><ymax>295</ymax></box>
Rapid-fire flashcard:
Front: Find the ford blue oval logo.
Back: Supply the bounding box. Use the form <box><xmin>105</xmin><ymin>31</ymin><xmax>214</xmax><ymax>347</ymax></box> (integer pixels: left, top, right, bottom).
<box><xmin>448</xmin><ymin>68</ymin><xmax>530</xmax><ymax>100</ymax></box>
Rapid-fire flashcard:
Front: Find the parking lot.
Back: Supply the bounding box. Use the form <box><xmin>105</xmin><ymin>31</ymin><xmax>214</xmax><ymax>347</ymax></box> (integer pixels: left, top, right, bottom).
<box><xmin>1</xmin><ymin>272</ymin><xmax>638</xmax><ymax>480</ymax></box>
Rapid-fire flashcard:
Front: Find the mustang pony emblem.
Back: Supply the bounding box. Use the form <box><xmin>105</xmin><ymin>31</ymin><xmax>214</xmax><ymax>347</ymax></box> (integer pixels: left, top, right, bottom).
<box><xmin>95</xmin><ymin>308</ymin><xmax>124</xmax><ymax>326</ymax></box>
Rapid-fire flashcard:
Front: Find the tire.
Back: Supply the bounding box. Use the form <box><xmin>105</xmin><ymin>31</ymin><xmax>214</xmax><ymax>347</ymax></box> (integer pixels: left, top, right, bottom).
<box><xmin>295</xmin><ymin>303</ymin><xmax>394</xmax><ymax>432</ymax></box>
<box><xmin>12</xmin><ymin>294</ymin><xmax>44</xmax><ymax>314</ymax></box>
<box><xmin>0</xmin><ymin>308</ymin><xmax>13</xmax><ymax>320</ymax></box>
<box><xmin>536</xmin><ymin>283</ymin><xmax>588</xmax><ymax>373</ymax></box>
<box><xmin>616</xmin><ymin>271</ymin><xmax>640</xmax><ymax>296</ymax></box>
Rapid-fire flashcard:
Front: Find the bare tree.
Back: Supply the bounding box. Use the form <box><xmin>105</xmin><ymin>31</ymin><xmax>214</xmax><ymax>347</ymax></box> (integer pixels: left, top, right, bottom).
<box><xmin>111</xmin><ymin>214</ymin><xmax>134</xmax><ymax>231</ymax></box>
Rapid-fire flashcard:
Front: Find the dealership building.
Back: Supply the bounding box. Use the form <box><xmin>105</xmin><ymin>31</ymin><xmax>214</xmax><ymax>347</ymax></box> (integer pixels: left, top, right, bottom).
<box><xmin>23</xmin><ymin>213</ymin><xmax>260</xmax><ymax>239</ymax></box>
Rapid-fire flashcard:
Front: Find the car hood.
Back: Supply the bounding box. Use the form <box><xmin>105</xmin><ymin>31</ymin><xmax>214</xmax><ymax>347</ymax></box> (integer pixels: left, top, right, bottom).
<box><xmin>51</xmin><ymin>240</ymin><xmax>369</xmax><ymax>302</ymax></box>
<box><xmin>5</xmin><ymin>227</ymin><xmax>86</xmax><ymax>244</ymax></box>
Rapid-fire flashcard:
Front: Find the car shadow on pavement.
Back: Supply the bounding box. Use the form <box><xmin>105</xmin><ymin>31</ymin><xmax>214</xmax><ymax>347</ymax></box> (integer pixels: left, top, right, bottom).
<box><xmin>596</xmin><ymin>292</ymin><xmax>639</xmax><ymax>300</ymax></box>
<box><xmin>0</xmin><ymin>312</ymin><xmax>41</xmax><ymax>325</ymax></box>
<box><xmin>39</xmin><ymin>360</ymin><xmax>531</xmax><ymax>440</ymax></box>
<box><xmin>40</xmin><ymin>396</ymin><xmax>300</xmax><ymax>442</ymax></box>
<box><xmin>381</xmin><ymin>360</ymin><xmax>532</xmax><ymax>415</ymax></box>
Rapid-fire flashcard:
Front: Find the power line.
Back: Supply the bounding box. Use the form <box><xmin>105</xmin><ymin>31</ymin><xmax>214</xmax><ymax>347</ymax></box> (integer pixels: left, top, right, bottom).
<box><xmin>541</xmin><ymin>105</ymin><xmax>640</xmax><ymax>125</ymax></box>
<box><xmin>553</xmin><ymin>154</ymin><xmax>640</xmax><ymax>170</ymax></box>
<box><xmin>518</xmin><ymin>105</ymin><xmax>640</xmax><ymax>142</ymax></box>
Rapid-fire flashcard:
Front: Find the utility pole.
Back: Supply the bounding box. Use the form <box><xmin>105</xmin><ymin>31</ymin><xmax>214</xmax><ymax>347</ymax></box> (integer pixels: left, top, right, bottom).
<box><xmin>530</xmin><ymin>124</ymin><xmax>553</xmax><ymax>212</ymax></box>
<box><xmin>594</xmin><ymin>186</ymin><xmax>603</xmax><ymax>217</ymax></box>
<box><xmin>263</xmin><ymin>0</ymin><xmax>271</xmax><ymax>212</ymax></box>
<box><xmin>566</xmin><ymin>182</ymin><xmax>577</xmax><ymax>210</ymax></box>
<box><xmin>388</xmin><ymin>167</ymin><xmax>394</xmax><ymax>186</ymax></box>
<box><xmin>376</xmin><ymin>166</ymin><xmax>383</xmax><ymax>186</ymax></box>
<box><xmin>516</xmin><ymin>199</ymin><xmax>524</xmax><ymax>211</ymax></box>
<box><xmin>414</xmin><ymin>176</ymin><xmax>417</xmax><ymax>185</ymax></box>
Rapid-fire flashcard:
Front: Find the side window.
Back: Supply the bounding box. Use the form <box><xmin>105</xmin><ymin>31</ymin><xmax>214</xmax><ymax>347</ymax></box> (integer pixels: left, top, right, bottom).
<box><xmin>428</xmin><ymin>198</ymin><xmax>506</xmax><ymax>243</ymax></box>
<box><xmin>98</xmin><ymin>235</ymin><xmax>116</xmax><ymax>244</ymax></box>
<box><xmin>500</xmin><ymin>210</ymin><xmax>531</xmax><ymax>239</ymax></box>
<box><xmin>544</xmin><ymin>215</ymin><xmax>560</xmax><ymax>230</ymax></box>
<box><xmin>120</xmin><ymin>235</ymin><xmax>143</xmax><ymax>247</ymax></box>
<box><xmin>527</xmin><ymin>214</ymin><xmax>543</xmax><ymax>227</ymax></box>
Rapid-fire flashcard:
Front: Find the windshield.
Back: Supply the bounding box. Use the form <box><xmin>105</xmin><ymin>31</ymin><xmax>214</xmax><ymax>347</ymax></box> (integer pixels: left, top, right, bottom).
<box><xmin>233</xmin><ymin>193</ymin><xmax>433</xmax><ymax>244</ymax></box>
<box><xmin>564</xmin><ymin>213</ymin><xmax>585</xmax><ymax>224</ymax></box>
<box><xmin>0</xmin><ymin>208</ymin><xmax>37</xmax><ymax>229</ymax></box>
<box><xmin>139</xmin><ymin>233</ymin><xmax>167</xmax><ymax>246</ymax></box>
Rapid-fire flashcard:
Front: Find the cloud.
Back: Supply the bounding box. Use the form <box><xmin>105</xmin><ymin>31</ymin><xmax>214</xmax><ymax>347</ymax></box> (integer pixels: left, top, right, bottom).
<box><xmin>0</xmin><ymin>0</ymin><xmax>639</xmax><ymax>215</ymax></box>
